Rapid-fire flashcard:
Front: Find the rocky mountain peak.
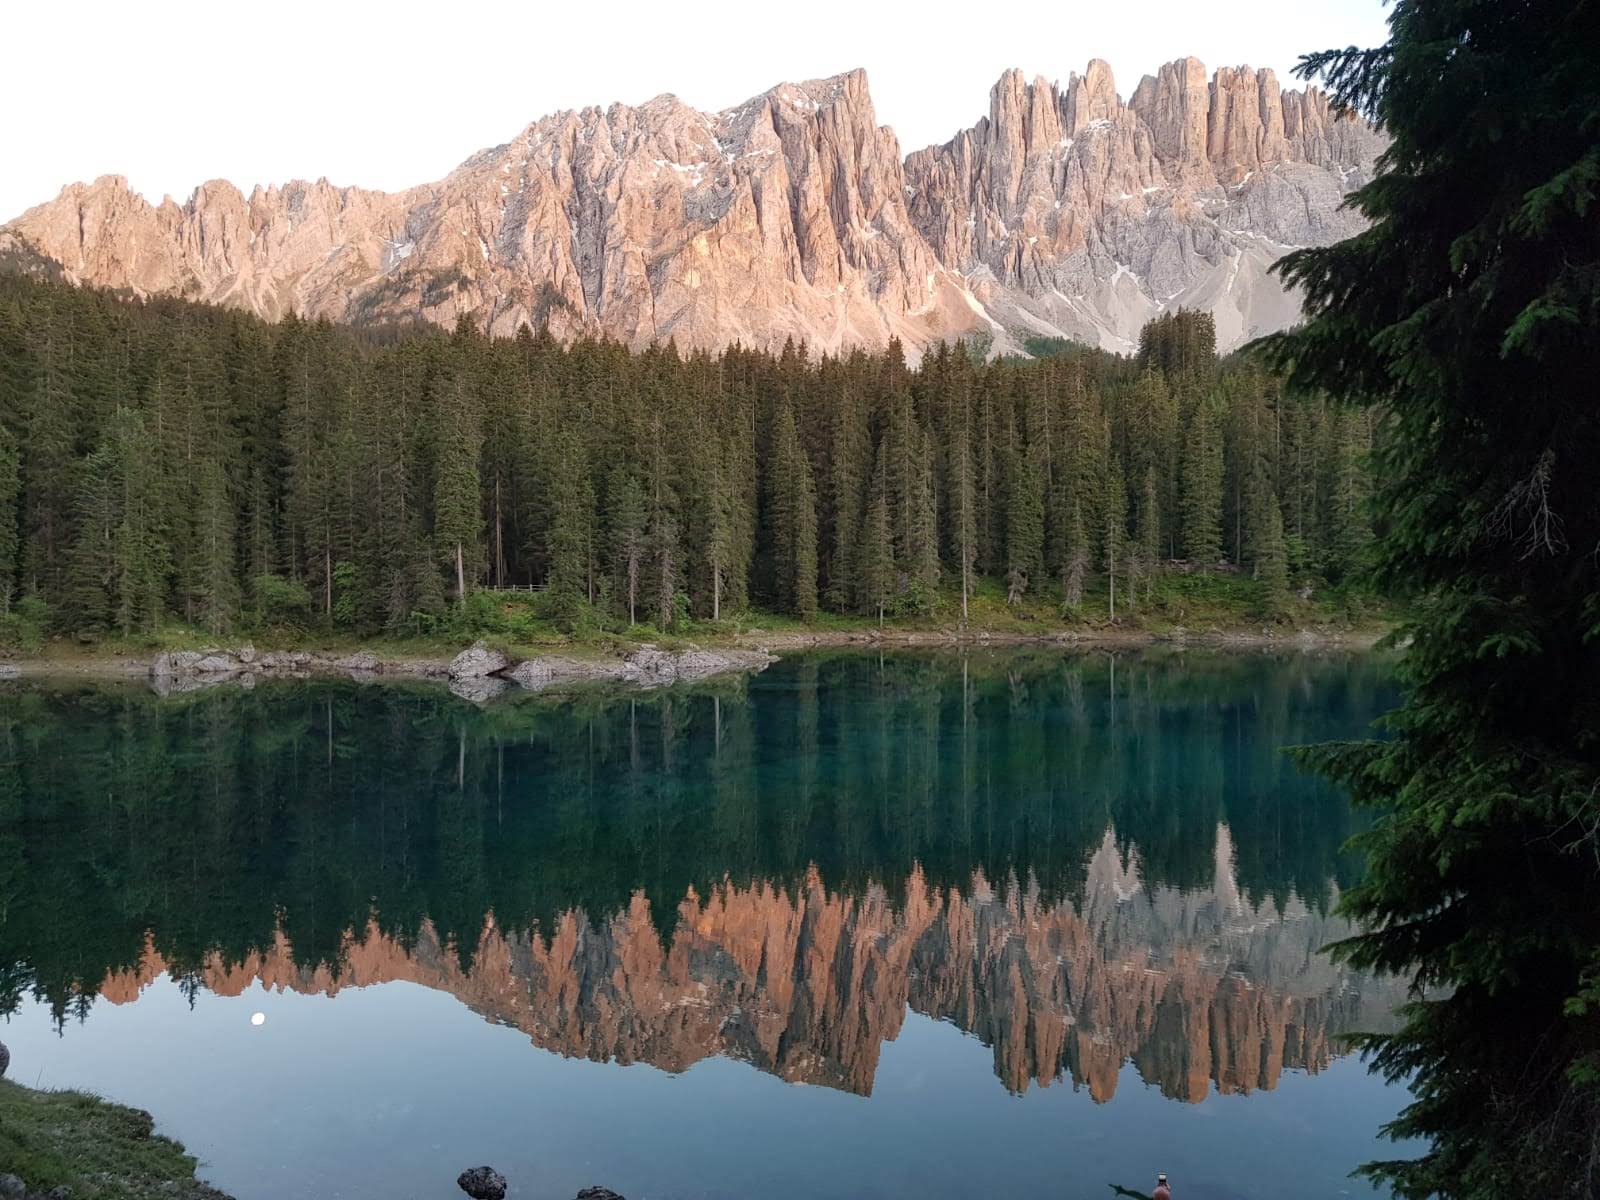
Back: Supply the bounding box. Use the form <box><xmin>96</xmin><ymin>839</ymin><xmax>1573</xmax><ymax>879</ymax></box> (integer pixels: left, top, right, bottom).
<box><xmin>0</xmin><ymin>58</ymin><xmax>1382</xmax><ymax>357</ymax></box>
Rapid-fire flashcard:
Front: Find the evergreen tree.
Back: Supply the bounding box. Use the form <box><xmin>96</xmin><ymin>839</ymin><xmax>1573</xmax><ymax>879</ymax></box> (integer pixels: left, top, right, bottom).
<box><xmin>21</xmin><ymin>318</ymin><xmax>76</xmax><ymax>603</ymax></box>
<box><xmin>1104</xmin><ymin>462</ymin><xmax>1126</xmax><ymax>621</ymax></box>
<box><xmin>824</xmin><ymin>395</ymin><xmax>867</xmax><ymax>611</ymax></box>
<box><xmin>1267</xmin><ymin>3</ymin><xmax>1600</xmax><ymax>1194</ymax></box>
<box><xmin>651</xmin><ymin>504</ymin><xmax>679</xmax><ymax>630</ymax></box>
<box><xmin>858</xmin><ymin>447</ymin><xmax>895</xmax><ymax>624</ymax></box>
<box><xmin>1060</xmin><ymin>496</ymin><xmax>1087</xmax><ymax>610</ymax></box>
<box><xmin>607</xmin><ymin>470</ymin><xmax>648</xmax><ymax>626</ymax></box>
<box><xmin>767</xmin><ymin>404</ymin><xmax>818</xmax><ymax>619</ymax></box>
<box><xmin>907</xmin><ymin>424</ymin><xmax>940</xmax><ymax>612</ymax></box>
<box><xmin>0</xmin><ymin>420</ymin><xmax>18</xmax><ymax>615</ymax></box>
<box><xmin>951</xmin><ymin>419</ymin><xmax>976</xmax><ymax>624</ymax></box>
<box><xmin>431</xmin><ymin>364</ymin><xmax>483</xmax><ymax>610</ymax></box>
<box><xmin>1180</xmin><ymin>397</ymin><xmax>1223</xmax><ymax>565</ymax></box>
<box><xmin>1004</xmin><ymin>448</ymin><xmax>1043</xmax><ymax>605</ymax></box>
<box><xmin>1324</xmin><ymin>406</ymin><xmax>1373</xmax><ymax>581</ymax></box>
<box><xmin>1135</xmin><ymin>466</ymin><xmax>1161</xmax><ymax>606</ymax></box>
<box><xmin>66</xmin><ymin>410</ymin><xmax>170</xmax><ymax>635</ymax></box>
<box><xmin>191</xmin><ymin>459</ymin><xmax>239</xmax><ymax>634</ymax></box>
<box><xmin>544</xmin><ymin>425</ymin><xmax>589</xmax><ymax>617</ymax></box>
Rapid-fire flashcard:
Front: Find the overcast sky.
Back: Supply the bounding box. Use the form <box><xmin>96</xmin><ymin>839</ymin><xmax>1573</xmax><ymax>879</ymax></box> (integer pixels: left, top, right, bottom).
<box><xmin>1</xmin><ymin>0</ymin><xmax>1390</xmax><ymax>221</ymax></box>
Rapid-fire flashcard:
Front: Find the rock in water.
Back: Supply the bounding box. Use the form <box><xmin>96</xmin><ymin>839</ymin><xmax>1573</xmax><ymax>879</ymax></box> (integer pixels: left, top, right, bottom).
<box><xmin>449</xmin><ymin>642</ymin><xmax>510</xmax><ymax>681</ymax></box>
<box><xmin>456</xmin><ymin>1166</ymin><xmax>507</xmax><ymax>1200</ymax></box>
<box><xmin>575</xmin><ymin>1190</ymin><xmax>625</xmax><ymax>1200</ymax></box>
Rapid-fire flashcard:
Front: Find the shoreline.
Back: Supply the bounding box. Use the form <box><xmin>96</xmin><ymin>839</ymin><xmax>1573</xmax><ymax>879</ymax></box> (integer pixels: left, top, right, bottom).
<box><xmin>727</xmin><ymin>624</ymin><xmax>1389</xmax><ymax>652</ymax></box>
<box><xmin>0</xmin><ymin>623</ymin><xmax>1392</xmax><ymax>688</ymax></box>
<box><xmin>0</xmin><ymin>1074</ymin><xmax>231</xmax><ymax>1200</ymax></box>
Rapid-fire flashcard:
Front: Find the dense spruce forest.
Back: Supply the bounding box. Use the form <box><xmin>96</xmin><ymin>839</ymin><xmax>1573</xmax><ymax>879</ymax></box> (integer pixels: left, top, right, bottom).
<box><xmin>0</xmin><ymin>273</ymin><xmax>1375</xmax><ymax>641</ymax></box>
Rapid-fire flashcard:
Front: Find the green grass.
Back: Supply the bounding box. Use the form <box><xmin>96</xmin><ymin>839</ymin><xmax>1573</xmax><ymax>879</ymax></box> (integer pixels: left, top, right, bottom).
<box><xmin>0</xmin><ymin>1078</ymin><xmax>228</xmax><ymax>1199</ymax></box>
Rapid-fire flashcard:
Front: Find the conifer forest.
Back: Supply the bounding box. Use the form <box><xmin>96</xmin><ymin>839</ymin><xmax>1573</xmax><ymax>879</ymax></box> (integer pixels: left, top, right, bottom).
<box><xmin>0</xmin><ymin>275</ymin><xmax>1375</xmax><ymax>640</ymax></box>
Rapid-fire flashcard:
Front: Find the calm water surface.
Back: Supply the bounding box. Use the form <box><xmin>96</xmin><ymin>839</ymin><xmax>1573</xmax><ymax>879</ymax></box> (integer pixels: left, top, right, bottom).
<box><xmin>0</xmin><ymin>649</ymin><xmax>1416</xmax><ymax>1199</ymax></box>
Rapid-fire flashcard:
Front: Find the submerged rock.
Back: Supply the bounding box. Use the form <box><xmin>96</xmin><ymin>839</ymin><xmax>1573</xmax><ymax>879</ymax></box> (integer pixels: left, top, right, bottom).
<box><xmin>575</xmin><ymin>1189</ymin><xmax>625</xmax><ymax>1200</ymax></box>
<box><xmin>674</xmin><ymin>647</ymin><xmax>775</xmax><ymax>681</ymax></box>
<box><xmin>505</xmin><ymin>658</ymin><xmax>555</xmax><ymax>689</ymax></box>
<box><xmin>449</xmin><ymin>676</ymin><xmax>510</xmax><ymax>704</ymax></box>
<box><xmin>449</xmin><ymin>641</ymin><xmax>510</xmax><ymax>680</ymax></box>
<box><xmin>456</xmin><ymin>1166</ymin><xmax>507</xmax><ymax>1200</ymax></box>
<box><xmin>503</xmin><ymin>646</ymin><xmax>775</xmax><ymax>692</ymax></box>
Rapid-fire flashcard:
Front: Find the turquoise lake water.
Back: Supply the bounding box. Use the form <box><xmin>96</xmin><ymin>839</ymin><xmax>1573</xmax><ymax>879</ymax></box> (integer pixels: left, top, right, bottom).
<box><xmin>0</xmin><ymin>648</ymin><xmax>1417</xmax><ymax>1199</ymax></box>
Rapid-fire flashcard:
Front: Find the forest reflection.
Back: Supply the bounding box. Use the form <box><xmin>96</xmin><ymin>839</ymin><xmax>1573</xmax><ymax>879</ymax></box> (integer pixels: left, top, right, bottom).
<box><xmin>0</xmin><ymin>648</ymin><xmax>1404</xmax><ymax>1101</ymax></box>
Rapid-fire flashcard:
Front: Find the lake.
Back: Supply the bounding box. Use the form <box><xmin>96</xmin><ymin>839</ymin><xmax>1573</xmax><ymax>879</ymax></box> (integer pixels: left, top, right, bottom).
<box><xmin>0</xmin><ymin>648</ymin><xmax>1416</xmax><ymax>1199</ymax></box>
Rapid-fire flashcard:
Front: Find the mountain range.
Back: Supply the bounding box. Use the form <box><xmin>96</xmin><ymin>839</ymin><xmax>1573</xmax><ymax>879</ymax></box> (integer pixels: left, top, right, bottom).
<box><xmin>0</xmin><ymin>59</ymin><xmax>1382</xmax><ymax>357</ymax></box>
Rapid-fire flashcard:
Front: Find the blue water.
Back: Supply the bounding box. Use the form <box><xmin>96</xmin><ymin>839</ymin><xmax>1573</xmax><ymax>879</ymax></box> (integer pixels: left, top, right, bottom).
<box><xmin>0</xmin><ymin>648</ymin><xmax>1417</xmax><ymax>1198</ymax></box>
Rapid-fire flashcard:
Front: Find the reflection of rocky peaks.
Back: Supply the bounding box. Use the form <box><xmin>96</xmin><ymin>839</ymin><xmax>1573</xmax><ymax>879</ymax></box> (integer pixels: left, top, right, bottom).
<box><xmin>99</xmin><ymin>833</ymin><xmax>1399</xmax><ymax>1101</ymax></box>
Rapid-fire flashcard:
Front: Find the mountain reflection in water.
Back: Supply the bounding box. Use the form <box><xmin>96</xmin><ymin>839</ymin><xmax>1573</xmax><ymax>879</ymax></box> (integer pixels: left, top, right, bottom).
<box><xmin>0</xmin><ymin>648</ymin><xmax>1403</xmax><ymax>1105</ymax></box>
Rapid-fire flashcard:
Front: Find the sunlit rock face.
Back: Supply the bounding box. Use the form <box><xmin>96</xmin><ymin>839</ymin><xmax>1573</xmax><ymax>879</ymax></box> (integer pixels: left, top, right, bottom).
<box><xmin>903</xmin><ymin>59</ymin><xmax>1382</xmax><ymax>354</ymax></box>
<box><xmin>1</xmin><ymin>61</ymin><xmax>1380</xmax><ymax>357</ymax></box>
<box><xmin>98</xmin><ymin>829</ymin><xmax>1401</xmax><ymax>1101</ymax></box>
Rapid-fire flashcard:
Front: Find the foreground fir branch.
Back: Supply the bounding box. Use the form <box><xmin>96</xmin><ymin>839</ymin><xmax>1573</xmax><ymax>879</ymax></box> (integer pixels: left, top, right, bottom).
<box><xmin>1264</xmin><ymin>1</ymin><xmax>1600</xmax><ymax>1196</ymax></box>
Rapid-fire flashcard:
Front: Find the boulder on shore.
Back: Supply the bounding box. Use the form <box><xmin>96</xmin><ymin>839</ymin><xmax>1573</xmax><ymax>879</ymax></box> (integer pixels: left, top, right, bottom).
<box><xmin>449</xmin><ymin>641</ymin><xmax>510</xmax><ymax>680</ymax></box>
<box><xmin>456</xmin><ymin>1166</ymin><xmax>507</xmax><ymax>1200</ymax></box>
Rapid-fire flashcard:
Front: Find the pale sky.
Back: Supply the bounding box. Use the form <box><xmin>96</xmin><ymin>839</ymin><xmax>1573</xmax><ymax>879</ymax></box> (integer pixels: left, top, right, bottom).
<box><xmin>0</xmin><ymin>0</ymin><xmax>1390</xmax><ymax>221</ymax></box>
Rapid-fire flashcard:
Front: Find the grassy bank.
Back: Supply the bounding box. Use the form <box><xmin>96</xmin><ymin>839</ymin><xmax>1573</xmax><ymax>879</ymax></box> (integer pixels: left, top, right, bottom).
<box><xmin>1</xmin><ymin>569</ymin><xmax>1393</xmax><ymax>673</ymax></box>
<box><xmin>0</xmin><ymin>1078</ymin><xmax>229</xmax><ymax>1199</ymax></box>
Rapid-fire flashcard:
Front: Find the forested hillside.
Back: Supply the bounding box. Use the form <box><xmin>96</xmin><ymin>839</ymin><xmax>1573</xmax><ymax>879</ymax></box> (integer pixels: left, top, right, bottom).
<box><xmin>0</xmin><ymin>274</ymin><xmax>1376</xmax><ymax>641</ymax></box>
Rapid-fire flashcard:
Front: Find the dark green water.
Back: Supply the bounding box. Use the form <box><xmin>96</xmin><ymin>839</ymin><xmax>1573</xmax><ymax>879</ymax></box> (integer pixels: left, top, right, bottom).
<box><xmin>0</xmin><ymin>649</ymin><xmax>1414</xmax><ymax>1199</ymax></box>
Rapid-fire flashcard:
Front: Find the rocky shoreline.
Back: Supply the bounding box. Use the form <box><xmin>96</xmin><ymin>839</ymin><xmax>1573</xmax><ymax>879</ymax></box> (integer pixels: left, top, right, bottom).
<box><xmin>0</xmin><ymin>630</ymin><xmax>1388</xmax><ymax>694</ymax></box>
<box><xmin>0</xmin><ymin>624</ymin><xmax>1390</xmax><ymax>697</ymax></box>
<box><xmin>135</xmin><ymin>640</ymin><xmax>778</xmax><ymax>701</ymax></box>
<box><xmin>732</xmin><ymin>624</ymin><xmax>1388</xmax><ymax>652</ymax></box>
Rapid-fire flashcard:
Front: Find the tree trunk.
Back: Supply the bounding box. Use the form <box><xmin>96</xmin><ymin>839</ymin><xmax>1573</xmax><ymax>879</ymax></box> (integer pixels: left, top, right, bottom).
<box><xmin>494</xmin><ymin>474</ymin><xmax>504</xmax><ymax>589</ymax></box>
<box><xmin>1109</xmin><ymin>545</ymin><xmax>1116</xmax><ymax>620</ymax></box>
<box><xmin>712</xmin><ymin>549</ymin><xmax>721</xmax><ymax>622</ymax></box>
<box><xmin>455</xmin><ymin>542</ymin><xmax>466</xmax><ymax>610</ymax></box>
<box><xmin>325</xmin><ymin>547</ymin><xmax>332</xmax><ymax>618</ymax></box>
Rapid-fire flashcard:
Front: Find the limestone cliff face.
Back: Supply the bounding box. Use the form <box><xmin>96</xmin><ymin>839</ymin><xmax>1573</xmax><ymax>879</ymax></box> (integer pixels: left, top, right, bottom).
<box><xmin>100</xmin><ymin>830</ymin><xmax>1400</xmax><ymax>1101</ymax></box>
<box><xmin>903</xmin><ymin>59</ymin><xmax>1383</xmax><ymax>352</ymax></box>
<box><xmin>1</xmin><ymin>72</ymin><xmax>970</xmax><ymax>357</ymax></box>
<box><xmin>2</xmin><ymin>60</ymin><xmax>1378</xmax><ymax>357</ymax></box>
